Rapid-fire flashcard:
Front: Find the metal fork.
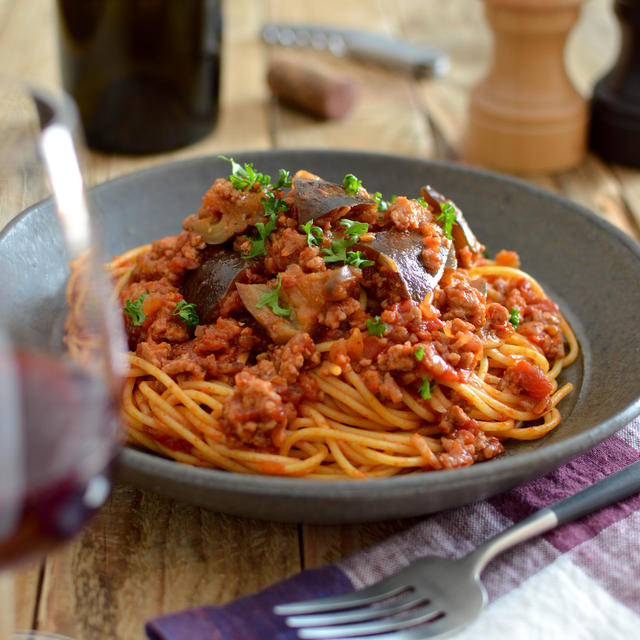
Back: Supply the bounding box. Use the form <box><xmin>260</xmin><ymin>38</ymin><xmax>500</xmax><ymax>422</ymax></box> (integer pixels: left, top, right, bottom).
<box><xmin>274</xmin><ymin>459</ymin><xmax>640</xmax><ymax>639</ymax></box>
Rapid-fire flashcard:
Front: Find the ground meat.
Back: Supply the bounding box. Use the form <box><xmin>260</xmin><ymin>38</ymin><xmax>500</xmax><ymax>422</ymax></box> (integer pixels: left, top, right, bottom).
<box><xmin>221</xmin><ymin>370</ymin><xmax>288</xmax><ymax>449</ymax></box>
<box><xmin>162</xmin><ymin>354</ymin><xmax>207</xmax><ymax>380</ymax></box>
<box><xmin>484</xmin><ymin>302</ymin><xmax>514</xmax><ymax>340</ymax></box>
<box><xmin>182</xmin><ymin>177</ymin><xmax>268</xmax><ymax>242</ymax></box>
<box><xmin>494</xmin><ymin>250</ymin><xmax>520</xmax><ymax>268</ymax></box>
<box><xmin>318</xmin><ymin>297</ymin><xmax>364</xmax><ymax>330</ymax></box>
<box><xmin>121</xmin><ymin>279</ymin><xmax>190</xmax><ymax>347</ymax></box>
<box><xmin>377</xmin><ymin>344</ymin><xmax>416</xmax><ymax>372</ymax></box>
<box><xmin>273</xmin><ymin>333</ymin><xmax>320</xmax><ymax>383</ymax></box>
<box><xmin>132</xmin><ymin>231</ymin><xmax>205</xmax><ymax>285</ymax></box>
<box><xmin>135</xmin><ymin>339</ymin><xmax>171</xmax><ymax>368</ymax></box>
<box><xmin>388</xmin><ymin>196</ymin><xmax>431</xmax><ymax>231</ymax></box>
<box><xmin>438</xmin><ymin>281</ymin><xmax>486</xmax><ymax>327</ymax></box>
<box><xmin>264</xmin><ymin>228</ymin><xmax>309</xmax><ymax>274</ymax></box>
<box><xmin>299</xmin><ymin>246</ymin><xmax>326</xmax><ymax>272</ymax></box>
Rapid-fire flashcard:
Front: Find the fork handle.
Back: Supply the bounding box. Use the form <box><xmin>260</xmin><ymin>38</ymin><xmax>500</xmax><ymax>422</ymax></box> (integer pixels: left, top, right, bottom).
<box><xmin>551</xmin><ymin>458</ymin><xmax>640</xmax><ymax>525</ymax></box>
<box><xmin>470</xmin><ymin>459</ymin><xmax>640</xmax><ymax>574</ymax></box>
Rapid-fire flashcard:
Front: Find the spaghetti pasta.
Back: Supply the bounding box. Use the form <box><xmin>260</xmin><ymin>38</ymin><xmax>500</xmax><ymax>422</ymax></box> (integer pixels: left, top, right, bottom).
<box><xmin>65</xmin><ymin>162</ymin><xmax>578</xmax><ymax>479</ymax></box>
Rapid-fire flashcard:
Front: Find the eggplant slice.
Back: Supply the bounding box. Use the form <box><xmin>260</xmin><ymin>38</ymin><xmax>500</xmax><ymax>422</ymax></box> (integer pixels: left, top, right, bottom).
<box><xmin>182</xmin><ymin>245</ymin><xmax>251</xmax><ymax>324</ymax></box>
<box><xmin>421</xmin><ymin>185</ymin><xmax>483</xmax><ymax>258</ymax></box>
<box><xmin>355</xmin><ymin>229</ymin><xmax>452</xmax><ymax>303</ymax></box>
<box><xmin>292</xmin><ymin>175</ymin><xmax>377</xmax><ymax>226</ymax></box>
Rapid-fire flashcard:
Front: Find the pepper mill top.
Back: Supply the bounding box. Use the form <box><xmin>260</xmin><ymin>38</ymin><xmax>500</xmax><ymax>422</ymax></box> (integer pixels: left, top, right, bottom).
<box><xmin>465</xmin><ymin>0</ymin><xmax>588</xmax><ymax>173</ymax></box>
<box><xmin>589</xmin><ymin>0</ymin><xmax>640</xmax><ymax>167</ymax></box>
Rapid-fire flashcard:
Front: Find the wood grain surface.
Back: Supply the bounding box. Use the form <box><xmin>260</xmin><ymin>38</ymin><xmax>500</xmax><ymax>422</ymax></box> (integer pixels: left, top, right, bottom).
<box><xmin>2</xmin><ymin>1</ymin><xmax>638</xmax><ymax>638</ymax></box>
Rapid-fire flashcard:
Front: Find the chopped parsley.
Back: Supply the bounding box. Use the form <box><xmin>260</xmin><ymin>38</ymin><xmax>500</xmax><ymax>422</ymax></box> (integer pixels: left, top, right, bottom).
<box><xmin>173</xmin><ymin>300</ymin><xmax>199</xmax><ymax>329</ymax></box>
<box><xmin>322</xmin><ymin>219</ymin><xmax>370</xmax><ymax>264</ymax></box>
<box><xmin>342</xmin><ymin>173</ymin><xmax>362</xmax><ymax>195</ymax></box>
<box><xmin>262</xmin><ymin>191</ymin><xmax>288</xmax><ymax>218</ymax></box>
<box><xmin>301</xmin><ymin>220</ymin><xmax>324</xmax><ymax>247</ymax></box>
<box><xmin>372</xmin><ymin>191</ymin><xmax>390</xmax><ymax>212</ymax></box>
<box><xmin>482</xmin><ymin>248</ymin><xmax>489</xmax><ymax>259</ymax></box>
<box><xmin>273</xmin><ymin>168</ymin><xmax>292</xmax><ymax>190</ymax></box>
<box><xmin>509</xmin><ymin>307</ymin><xmax>520</xmax><ymax>329</ymax></box>
<box><xmin>415</xmin><ymin>345</ymin><xmax>424</xmax><ymax>361</ymax></box>
<box><xmin>437</xmin><ymin>201</ymin><xmax>458</xmax><ymax>240</ymax></box>
<box><xmin>366</xmin><ymin>315</ymin><xmax>387</xmax><ymax>337</ymax></box>
<box><xmin>243</xmin><ymin>192</ymin><xmax>288</xmax><ymax>259</ymax></box>
<box><xmin>244</xmin><ymin>217</ymin><xmax>277</xmax><ymax>259</ymax></box>
<box><xmin>257</xmin><ymin>273</ymin><xmax>291</xmax><ymax>317</ymax></box>
<box><xmin>345</xmin><ymin>251</ymin><xmax>374</xmax><ymax>268</ymax></box>
<box><xmin>415</xmin><ymin>197</ymin><xmax>429</xmax><ymax>207</ymax></box>
<box><xmin>218</xmin><ymin>155</ymin><xmax>273</xmax><ymax>192</ymax></box>
<box><xmin>418</xmin><ymin>374</ymin><xmax>433</xmax><ymax>400</ymax></box>
<box><xmin>123</xmin><ymin>294</ymin><xmax>148</xmax><ymax>326</ymax></box>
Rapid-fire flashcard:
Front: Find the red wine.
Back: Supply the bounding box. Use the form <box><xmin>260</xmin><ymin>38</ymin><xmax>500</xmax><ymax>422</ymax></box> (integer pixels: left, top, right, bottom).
<box><xmin>0</xmin><ymin>352</ymin><xmax>118</xmax><ymax>569</ymax></box>
<box><xmin>56</xmin><ymin>0</ymin><xmax>222</xmax><ymax>154</ymax></box>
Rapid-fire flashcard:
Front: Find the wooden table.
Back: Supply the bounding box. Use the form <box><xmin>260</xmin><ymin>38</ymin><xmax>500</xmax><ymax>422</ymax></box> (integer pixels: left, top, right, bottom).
<box><xmin>3</xmin><ymin>0</ymin><xmax>639</xmax><ymax>637</ymax></box>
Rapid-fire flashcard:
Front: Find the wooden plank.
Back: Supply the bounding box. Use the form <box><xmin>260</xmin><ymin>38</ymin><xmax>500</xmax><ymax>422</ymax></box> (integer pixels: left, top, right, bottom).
<box><xmin>36</xmin><ymin>484</ymin><xmax>300</xmax><ymax>639</ymax></box>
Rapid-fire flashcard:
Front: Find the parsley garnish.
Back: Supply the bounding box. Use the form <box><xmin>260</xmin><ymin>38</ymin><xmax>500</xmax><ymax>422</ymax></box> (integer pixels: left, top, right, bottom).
<box><xmin>273</xmin><ymin>168</ymin><xmax>292</xmax><ymax>190</ymax></box>
<box><xmin>257</xmin><ymin>274</ymin><xmax>291</xmax><ymax>317</ymax></box>
<box><xmin>372</xmin><ymin>191</ymin><xmax>390</xmax><ymax>212</ymax></box>
<box><xmin>509</xmin><ymin>308</ymin><xmax>520</xmax><ymax>329</ymax></box>
<box><xmin>342</xmin><ymin>173</ymin><xmax>362</xmax><ymax>195</ymax></box>
<box><xmin>123</xmin><ymin>294</ymin><xmax>148</xmax><ymax>326</ymax></box>
<box><xmin>173</xmin><ymin>300</ymin><xmax>199</xmax><ymax>329</ymax></box>
<box><xmin>345</xmin><ymin>251</ymin><xmax>374</xmax><ymax>268</ymax></box>
<box><xmin>366</xmin><ymin>315</ymin><xmax>386</xmax><ymax>337</ymax></box>
<box><xmin>415</xmin><ymin>197</ymin><xmax>429</xmax><ymax>207</ymax></box>
<box><xmin>243</xmin><ymin>192</ymin><xmax>287</xmax><ymax>259</ymax></box>
<box><xmin>482</xmin><ymin>248</ymin><xmax>489</xmax><ymax>258</ymax></box>
<box><xmin>301</xmin><ymin>220</ymin><xmax>324</xmax><ymax>247</ymax></box>
<box><xmin>262</xmin><ymin>191</ymin><xmax>288</xmax><ymax>218</ymax></box>
<box><xmin>322</xmin><ymin>219</ymin><xmax>369</xmax><ymax>264</ymax></box>
<box><xmin>418</xmin><ymin>374</ymin><xmax>433</xmax><ymax>399</ymax></box>
<box><xmin>437</xmin><ymin>201</ymin><xmax>458</xmax><ymax>240</ymax></box>
<box><xmin>415</xmin><ymin>345</ymin><xmax>424</xmax><ymax>361</ymax></box>
<box><xmin>219</xmin><ymin>155</ymin><xmax>271</xmax><ymax>192</ymax></box>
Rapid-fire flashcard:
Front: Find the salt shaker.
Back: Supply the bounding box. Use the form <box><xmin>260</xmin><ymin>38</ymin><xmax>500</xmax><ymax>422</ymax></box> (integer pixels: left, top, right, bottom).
<box><xmin>465</xmin><ymin>0</ymin><xmax>588</xmax><ymax>173</ymax></box>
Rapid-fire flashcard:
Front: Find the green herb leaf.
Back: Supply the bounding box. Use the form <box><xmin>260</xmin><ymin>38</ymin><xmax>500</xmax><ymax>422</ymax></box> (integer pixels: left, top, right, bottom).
<box><xmin>414</xmin><ymin>197</ymin><xmax>429</xmax><ymax>207</ymax></box>
<box><xmin>273</xmin><ymin>168</ymin><xmax>292</xmax><ymax>190</ymax></box>
<box><xmin>301</xmin><ymin>220</ymin><xmax>324</xmax><ymax>247</ymax></box>
<box><xmin>340</xmin><ymin>218</ymin><xmax>369</xmax><ymax>237</ymax></box>
<box><xmin>342</xmin><ymin>173</ymin><xmax>362</xmax><ymax>195</ymax></box>
<box><xmin>345</xmin><ymin>251</ymin><xmax>374</xmax><ymax>268</ymax></box>
<box><xmin>218</xmin><ymin>155</ymin><xmax>271</xmax><ymax>192</ymax></box>
<box><xmin>244</xmin><ymin>218</ymin><xmax>277</xmax><ymax>259</ymax></box>
<box><xmin>173</xmin><ymin>300</ymin><xmax>199</xmax><ymax>330</ymax></box>
<box><xmin>123</xmin><ymin>294</ymin><xmax>148</xmax><ymax>326</ymax></box>
<box><xmin>257</xmin><ymin>273</ymin><xmax>291</xmax><ymax>317</ymax></box>
<box><xmin>482</xmin><ymin>248</ymin><xmax>489</xmax><ymax>258</ymax></box>
<box><xmin>262</xmin><ymin>191</ymin><xmax>288</xmax><ymax>219</ymax></box>
<box><xmin>366</xmin><ymin>315</ymin><xmax>387</xmax><ymax>337</ymax></box>
<box><xmin>418</xmin><ymin>374</ymin><xmax>433</xmax><ymax>399</ymax></box>
<box><xmin>372</xmin><ymin>191</ymin><xmax>390</xmax><ymax>213</ymax></box>
<box><xmin>437</xmin><ymin>201</ymin><xmax>458</xmax><ymax>240</ymax></box>
<box><xmin>415</xmin><ymin>345</ymin><xmax>424</xmax><ymax>361</ymax></box>
<box><xmin>509</xmin><ymin>307</ymin><xmax>520</xmax><ymax>329</ymax></box>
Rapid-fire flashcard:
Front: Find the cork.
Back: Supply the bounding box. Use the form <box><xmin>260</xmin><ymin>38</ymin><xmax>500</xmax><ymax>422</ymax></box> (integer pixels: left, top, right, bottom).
<box><xmin>267</xmin><ymin>52</ymin><xmax>359</xmax><ymax>120</ymax></box>
<box><xmin>465</xmin><ymin>0</ymin><xmax>588</xmax><ymax>173</ymax></box>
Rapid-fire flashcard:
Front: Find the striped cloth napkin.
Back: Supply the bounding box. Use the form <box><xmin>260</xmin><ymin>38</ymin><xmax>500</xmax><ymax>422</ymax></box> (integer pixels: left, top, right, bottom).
<box><xmin>146</xmin><ymin>416</ymin><xmax>640</xmax><ymax>640</ymax></box>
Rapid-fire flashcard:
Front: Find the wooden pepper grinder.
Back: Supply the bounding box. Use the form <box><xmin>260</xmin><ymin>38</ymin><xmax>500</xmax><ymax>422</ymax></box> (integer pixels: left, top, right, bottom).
<box><xmin>465</xmin><ymin>0</ymin><xmax>588</xmax><ymax>173</ymax></box>
<box><xmin>590</xmin><ymin>0</ymin><xmax>640</xmax><ymax>166</ymax></box>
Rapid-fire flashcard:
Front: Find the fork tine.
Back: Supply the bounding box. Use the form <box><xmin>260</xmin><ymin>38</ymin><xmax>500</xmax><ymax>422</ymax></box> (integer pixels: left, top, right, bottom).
<box><xmin>273</xmin><ymin>571</ymin><xmax>411</xmax><ymax>616</ymax></box>
<box><xmin>285</xmin><ymin>593</ymin><xmax>428</xmax><ymax>627</ymax></box>
<box><xmin>295</xmin><ymin>605</ymin><xmax>442</xmax><ymax>639</ymax></box>
<box><xmin>328</xmin><ymin>615</ymin><xmax>456</xmax><ymax>640</ymax></box>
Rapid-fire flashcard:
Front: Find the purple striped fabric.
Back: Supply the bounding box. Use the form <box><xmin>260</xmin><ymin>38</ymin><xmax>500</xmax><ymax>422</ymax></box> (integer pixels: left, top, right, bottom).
<box><xmin>145</xmin><ymin>417</ymin><xmax>640</xmax><ymax>640</ymax></box>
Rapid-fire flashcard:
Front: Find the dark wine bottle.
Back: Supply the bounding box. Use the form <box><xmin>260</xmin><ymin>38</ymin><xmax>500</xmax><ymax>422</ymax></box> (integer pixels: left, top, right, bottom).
<box><xmin>56</xmin><ymin>0</ymin><xmax>222</xmax><ymax>154</ymax></box>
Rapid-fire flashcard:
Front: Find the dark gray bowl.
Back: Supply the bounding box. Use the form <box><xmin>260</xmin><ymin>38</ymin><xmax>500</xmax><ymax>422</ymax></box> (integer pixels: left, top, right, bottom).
<box><xmin>3</xmin><ymin>150</ymin><xmax>640</xmax><ymax>524</ymax></box>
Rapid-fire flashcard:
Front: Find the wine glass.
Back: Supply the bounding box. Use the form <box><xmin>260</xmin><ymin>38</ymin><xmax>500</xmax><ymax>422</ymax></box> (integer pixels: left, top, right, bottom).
<box><xmin>0</xmin><ymin>80</ymin><xmax>125</xmax><ymax>637</ymax></box>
